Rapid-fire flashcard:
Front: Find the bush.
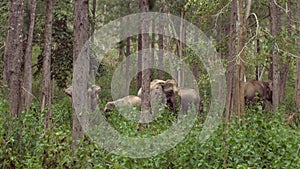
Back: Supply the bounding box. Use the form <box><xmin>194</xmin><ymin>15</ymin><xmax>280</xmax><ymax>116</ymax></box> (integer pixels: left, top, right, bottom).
<box><xmin>0</xmin><ymin>97</ymin><xmax>299</xmax><ymax>168</ymax></box>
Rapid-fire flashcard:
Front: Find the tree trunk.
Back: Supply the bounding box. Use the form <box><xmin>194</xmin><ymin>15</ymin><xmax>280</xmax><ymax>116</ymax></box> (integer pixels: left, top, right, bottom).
<box><xmin>41</xmin><ymin>0</ymin><xmax>54</xmax><ymax>129</ymax></box>
<box><xmin>234</xmin><ymin>0</ymin><xmax>251</xmax><ymax>117</ymax></box>
<box><xmin>4</xmin><ymin>0</ymin><xmax>24</xmax><ymax>118</ymax></box>
<box><xmin>140</xmin><ymin>0</ymin><xmax>151</xmax><ymax>123</ymax></box>
<box><xmin>296</xmin><ymin>0</ymin><xmax>300</xmax><ymax>111</ymax></box>
<box><xmin>138</xmin><ymin>33</ymin><xmax>142</xmax><ymax>89</ymax></box>
<box><xmin>118</xmin><ymin>17</ymin><xmax>124</xmax><ymax>74</ymax></box>
<box><xmin>72</xmin><ymin>0</ymin><xmax>90</xmax><ymax>142</ymax></box>
<box><xmin>125</xmin><ymin>36</ymin><xmax>130</xmax><ymax>94</ymax></box>
<box><xmin>256</xmin><ymin>39</ymin><xmax>260</xmax><ymax>80</ymax></box>
<box><xmin>22</xmin><ymin>0</ymin><xmax>36</xmax><ymax>110</ymax></box>
<box><xmin>193</xmin><ymin>17</ymin><xmax>199</xmax><ymax>80</ymax></box>
<box><xmin>158</xmin><ymin>14</ymin><xmax>164</xmax><ymax>79</ymax></box>
<box><xmin>279</xmin><ymin>1</ymin><xmax>291</xmax><ymax>102</ymax></box>
<box><xmin>269</xmin><ymin>0</ymin><xmax>281</xmax><ymax>110</ymax></box>
<box><xmin>179</xmin><ymin>7</ymin><xmax>186</xmax><ymax>87</ymax></box>
<box><xmin>151</xmin><ymin>18</ymin><xmax>155</xmax><ymax>68</ymax></box>
<box><xmin>225</xmin><ymin>0</ymin><xmax>237</xmax><ymax>121</ymax></box>
<box><xmin>118</xmin><ymin>41</ymin><xmax>124</xmax><ymax>74</ymax></box>
<box><xmin>279</xmin><ymin>64</ymin><xmax>288</xmax><ymax>102</ymax></box>
<box><xmin>125</xmin><ymin>1</ymin><xmax>131</xmax><ymax>95</ymax></box>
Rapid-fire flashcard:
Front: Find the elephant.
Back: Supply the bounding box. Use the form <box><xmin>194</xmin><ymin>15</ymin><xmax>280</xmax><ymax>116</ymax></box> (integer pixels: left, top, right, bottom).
<box><xmin>104</xmin><ymin>95</ymin><xmax>141</xmax><ymax>112</ymax></box>
<box><xmin>161</xmin><ymin>79</ymin><xmax>200</xmax><ymax>116</ymax></box>
<box><xmin>178</xmin><ymin>88</ymin><xmax>200</xmax><ymax>114</ymax></box>
<box><xmin>137</xmin><ymin>79</ymin><xmax>167</xmax><ymax>112</ymax></box>
<box><xmin>64</xmin><ymin>84</ymin><xmax>101</xmax><ymax>111</ymax></box>
<box><xmin>137</xmin><ymin>79</ymin><xmax>166</xmax><ymax>97</ymax></box>
<box><xmin>244</xmin><ymin>80</ymin><xmax>272</xmax><ymax>107</ymax></box>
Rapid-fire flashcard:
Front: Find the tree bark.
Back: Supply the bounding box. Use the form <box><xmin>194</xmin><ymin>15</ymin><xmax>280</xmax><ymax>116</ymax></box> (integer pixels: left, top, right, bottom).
<box><xmin>279</xmin><ymin>1</ymin><xmax>291</xmax><ymax>102</ymax></box>
<box><xmin>269</xmin><ymin>0</ymin><xmax>281</xmax><ymax>110</ymax></box>
<box><xmin>138</xmin><ymin>33</ymin><xmax>142</xmax><ymax>89</ymax></box>
<box><xmin>158</xmin><ymin>14</ymin><xmax>164</xmax><ymax>79</ymax></box>
<box><xmin>72</xmin><ymin>0</ymin><xmax>90</xmax><ymax>142</ymax></box>
<box><xmin>234</xmin><ymin>0</ymin><xmax>251</xmax><ymax>117</ymax></box>
<box><xmin>125</xmin><ymin>1</ymin><xmax>131</xmax><ymax>95</ymax></box>
<box><xmin>22</xmin><ymin>0</ymin><xmax>36</xmax><ymax>110</ymax></box>
<box><xmin>4</xmin><ymin>0</ymin><xmax>24</xmax><ymax>118</ymax></box>
<box><xmin>119</xmin><ymin>42</ymin><xmax>124</xmax><ymax>73</ymax></box>
<box><xmin>151</xmin><ymin>18</ymin><xmax>155</xmax><ymax>68</ymax></box>
<box><xmin>125</xmin><ymin>36</ymin><xmax>130</xmax><ymax>94</ymax></box>
<box><xmin>179</xmin><ymin>6</ymin><xmax>186</xmax><ymax>87</ymax></box>
<box><xmin>226</xmin><ymin>0</ymin><xmax>237</xmax><ymax>121</ymax></box>
<box><xmin>296</xmin><ymin>0</ymin><xmax>300</xmax><ymax>111</ymax></box>
<box><xmin>140</xmin><ymin>0</ymin><xmax>151</xmax><ymax>123</ymax></box>
<box><xmin>193</xmin><ymin>17</ymin><xmax>199</xmax><ymax>80</ymax></box>
<box><xmin>41</xmin><ymin>0</ymin><xmax>54</xmax><ymax>129</ymax></box>
<box><xmin>256</xmin><ymin>39</ymin><xmax>260</xmax><ymax>80</ymax></box>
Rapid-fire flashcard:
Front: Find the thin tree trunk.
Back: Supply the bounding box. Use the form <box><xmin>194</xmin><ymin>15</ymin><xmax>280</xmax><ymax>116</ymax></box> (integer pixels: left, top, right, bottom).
<box><xmin>125</xmin><ymin>36</ymin><xmax>130</xmax><ymax>94</ymax></box>
<box><xmin>193</xmin><ymin>63</ymin><xmax>199</xmax><ymax>80</ymax></box>
<box><xmin>268</xmin><ymin>59</ymin><xmax>273</xmax><ymax>80</ymax></box>
<box><xmin>72</xmin><ymin>0</ymin><xmax>90</xmax><ymax>142</ymax></box>
<box><xmin>235</xmin><ymin>0</ymin><xmax>251</xmax><ymax>117</ymax></box>
<box><xmin>269</xmin><ymin>0</ymin><xmax>281</xmax><ymax>110</ymax></box>
<box><xmin>193</xmin><ymin>17</ymin><xmax>199</xmax><ymax>80</ymax></box>
<box><xmin>256</xmin><ymin>39</ymin><xmax>260</xmax><ymax>80</ymax></box>
<box><xmin>279</xmin><ymin>64</ymin><xmax>288</xmax><ymax>102</ymax></box>
<box><xmin>119</xmin><ymin>42</ymin><xmax>124</xmax><ymax>74</ymax></box>
<box><xmin>279</xmin><ymin>1</ymin><xmax>291</xmax><ymax>102</ymax></box>
<box><xmin>41</xmin><ymin>0</ymin><xmax>54</xmax><ymax>129</ymax></box>
<box><xmin>138</xmin><ymin>33</ymin><xmax>142</xmax><ymax>88</ymax></box>
<box><xmin>23</xmin><ymin>0</ymin><xmax>36</xmax><ymax>110</ymax></box>
<box><xmin>157</xmin><ymin>5</ymin><xmax>164</xmax><ymax>80</ymax></box>
<box><xmin>158</xmin><ymin>17</ymin><xmax>164</xmax><ymax>79</ymax></box>
<box><xmin>179</xmin><ymin>7</ymin><xmax>186</xmax><ymax>87</ymax></box>
<box><xmin>151</xmin><ymin>18</ymin><xmax>155</xmax><ymax>68</ymax></box>
<box><xmin>295</xmin><ymin>0</ymin><xmax>300</xmax><ymax>111</ymax></box>
<box><xmin>140</xmin><ymin>0</ymin><xmax>151</xmax><ymax>123</ymax></box>
<box><xmin>125</xmin><ymin>1</ymin><xmax>131</xmax><ymax>95</ymax></box>
<box><xmin>4</xmin><ymin>0</ymin><xmax>24</xmax><ymax>118</ymax></box>
<box><xmin>119</xmin><ymin>16</ymin><xmax>124</xmax><ymax>74</ymax></box>
<box><xmin>226</xmin><ymin>0</ymin><xmax>237</xmax><ymax>121</ymax></box>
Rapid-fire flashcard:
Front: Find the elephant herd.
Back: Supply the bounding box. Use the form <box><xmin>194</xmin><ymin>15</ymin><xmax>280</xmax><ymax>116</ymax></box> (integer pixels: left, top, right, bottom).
<box><xmin>64</xmin><ymin>79</ymin><xmax>273</xmax><ymax>116</ymax></box>
<box><xmin>104</xmin><ymin>79</ymin><xmax>201</xmax><ymax>117</ymax></box>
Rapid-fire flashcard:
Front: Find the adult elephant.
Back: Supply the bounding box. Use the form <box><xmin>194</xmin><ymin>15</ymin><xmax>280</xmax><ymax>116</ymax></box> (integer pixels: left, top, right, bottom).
<box><xmin>137</xmin><ymin>79</ymin><xmax>167</xmax><ymax>113</ymax></box>
<box><xmin>161</xmin><ymin>79</ymin><xmax>200</xmax><ymax>116</ymax></box>
<box><xmin>244</xmin><ymin>80</ymin><xmax>272</xmax><ymax>108</ymax></box>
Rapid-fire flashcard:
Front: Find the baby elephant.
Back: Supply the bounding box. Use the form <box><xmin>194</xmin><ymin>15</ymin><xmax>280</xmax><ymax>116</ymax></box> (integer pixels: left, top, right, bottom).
<box><xmin>104</xmin><ymin>95</ymin><xmax>141</xmax><ymax>112</ymax></box>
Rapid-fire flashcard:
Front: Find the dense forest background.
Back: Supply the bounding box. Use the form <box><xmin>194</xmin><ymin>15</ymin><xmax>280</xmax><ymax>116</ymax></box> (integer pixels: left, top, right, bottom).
<box><xmin>0</xmin><ymin>0</ymin><xmax>300</xmax><ymax>168</ymax></box>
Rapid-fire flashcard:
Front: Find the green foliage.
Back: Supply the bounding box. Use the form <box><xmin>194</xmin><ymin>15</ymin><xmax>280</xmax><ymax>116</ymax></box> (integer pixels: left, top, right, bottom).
<box><xmin>0</xmin><ymin>95</ymin><xmax>299</xmax><ymax>168</ymax></box>
<box><xmin>1</xmin><ymin>0</ymin><xmax>300</xmax><ymax>168</ymax></box>
<box><xmin>33</xmin><ymin>0</ymin><xmax>74</xmax><ymax>88</ymax></box>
